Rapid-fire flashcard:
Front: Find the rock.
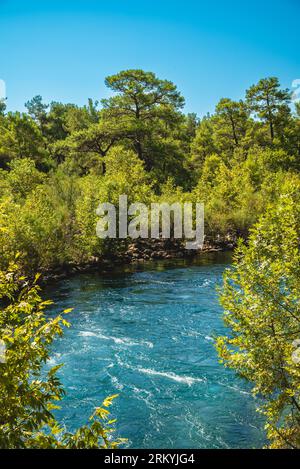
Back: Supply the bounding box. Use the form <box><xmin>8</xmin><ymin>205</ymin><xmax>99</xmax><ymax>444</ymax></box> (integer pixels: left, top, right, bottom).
<box><xmin>131</xmin><ymin>253</ymin><xmax>141</xmax><ymax>259</ymax></box>
<box><xmin>157</xmin><ymin>251</ymin><xmax>166</xmax><ymax>257</ymax></box>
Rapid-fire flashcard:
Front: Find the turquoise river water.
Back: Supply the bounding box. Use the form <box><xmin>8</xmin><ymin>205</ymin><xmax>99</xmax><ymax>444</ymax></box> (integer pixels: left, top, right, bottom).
<box><xmin>45</xmin><ymin>253</ymin><xmax>266</xmax><ymax>448</ymax></box>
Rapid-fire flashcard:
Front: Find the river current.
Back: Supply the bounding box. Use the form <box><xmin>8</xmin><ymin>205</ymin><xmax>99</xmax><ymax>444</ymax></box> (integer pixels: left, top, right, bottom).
<box><xmin>45</xmin><ymin>253</ymin><xmax>266</xmax><ymax>448</ymax></box>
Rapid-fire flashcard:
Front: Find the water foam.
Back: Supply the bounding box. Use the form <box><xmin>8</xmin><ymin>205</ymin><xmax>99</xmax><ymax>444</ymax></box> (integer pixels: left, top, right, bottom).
<box><xmin>137</xmin><ymin>367</ymin><xmax>206</xmax><ymax>386</ymax></box>
<box><xmin>79</xmin><ymin>330</ymin><xmax>153</xmax><ymax>348</ymax></box>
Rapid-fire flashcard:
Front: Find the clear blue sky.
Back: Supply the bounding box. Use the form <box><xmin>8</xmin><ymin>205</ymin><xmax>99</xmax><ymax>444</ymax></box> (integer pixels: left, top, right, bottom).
<box><xmin>0</xmin><ymin>0</ymin><xmax>299</xmax><ymax>116</ymax></box>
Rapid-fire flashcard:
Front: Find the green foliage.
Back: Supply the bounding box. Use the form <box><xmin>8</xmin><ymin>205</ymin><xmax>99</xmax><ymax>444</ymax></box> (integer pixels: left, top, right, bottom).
<box><xmin>25</xmin><ymin>95</ymin><xmax>49</xmax><ymax>126</ymax></box>
<box><xmin>214</xmin><ymin>98</ymin><xmax>249</xmax><ymax>152</ymax></box>
<box><xmin>0</xmin><ymin>99</ymin><xmax>6</xmax><ymax>116</ymax></box>
<box><xmin>193</xmin><ymin>157</ymin><xmax>263</xmax><ymax>238</ymax></box>
<box><xmin>216</xmin><ymin>184</ymin><xmax>300</xmax><ymax>448</ymax></box>
<box><xmin>103</xmin><ymin>69</ymin><xmax>184</xmax><ymax>118</ymax></box>
<box><xmin>6</xmin><ymin>158</ymin><xmax>45</xmax><ymax>200</ymax></box>
<box><xmin>0</xmin><ymin>112</ymin><xmax>49</xmax><ymax>169</ymax></box>
<box><xmin>190</xmin><ymin>116</ymin><xmax>217</xmax><ymax>174</ymax></box>
<box><xmin>246</xmin><ymin>77</ymin><xmax>291</xmax><ymax>142</ymax></box>
<box><xmin>0</xmin><ymin>172</ymin><xmax>79</xmax><ymax>273</ymax></box>
<box><xmin>0</xmin><ymin>261</ymin><xmax>124</xmax><ymax>448</ymax></box>
<box><xmin>102</xmin><ymin>69</ymin><xmax>186</xmax><ymax>179</ymax></box>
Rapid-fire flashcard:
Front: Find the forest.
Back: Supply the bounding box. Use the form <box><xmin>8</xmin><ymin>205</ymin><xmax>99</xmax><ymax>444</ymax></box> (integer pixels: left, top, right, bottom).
<box><xmin>0</xmin><ymin>70</ymin><xmax>299</xmax><ymax>275</ymax></box>
<box><xmin>1</xmin><ymin>69</ymin><xmax>300</xmax><ymax>448</ymax></box>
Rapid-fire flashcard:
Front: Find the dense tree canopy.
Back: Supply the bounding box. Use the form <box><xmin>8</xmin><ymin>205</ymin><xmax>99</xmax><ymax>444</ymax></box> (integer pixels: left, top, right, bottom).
<box><xmin>0</xmin><ymin>70</ymin><xmax>299</xmax><ymax>273</ymax></box>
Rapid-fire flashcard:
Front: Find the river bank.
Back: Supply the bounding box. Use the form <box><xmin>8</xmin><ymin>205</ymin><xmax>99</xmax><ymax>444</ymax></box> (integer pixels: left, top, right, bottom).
<box><xmin>42</xmin><ymin>236</ymin><xmax>236</xmax><ymax>283</ymax></box>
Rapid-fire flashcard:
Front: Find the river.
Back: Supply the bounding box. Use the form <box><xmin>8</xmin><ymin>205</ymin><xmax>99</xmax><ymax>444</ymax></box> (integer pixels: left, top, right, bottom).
<box><xmin>44</xmin><ymin>252</ymin><xmax>266</xmax><ymax>448</ymax></box>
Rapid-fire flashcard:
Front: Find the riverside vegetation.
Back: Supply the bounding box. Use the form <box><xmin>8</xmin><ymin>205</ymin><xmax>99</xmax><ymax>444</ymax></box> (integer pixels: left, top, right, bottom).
<box><xmin>1</xmin><ymin>70</ymin><xmax>300</xmax><ymax>448</ymax></box>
